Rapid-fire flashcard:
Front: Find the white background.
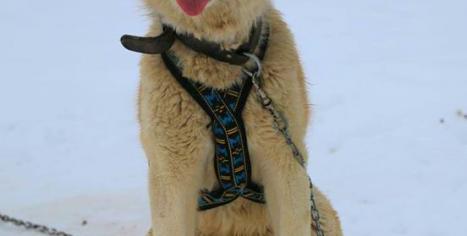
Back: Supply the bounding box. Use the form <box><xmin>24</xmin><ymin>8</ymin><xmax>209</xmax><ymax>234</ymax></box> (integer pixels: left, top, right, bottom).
<box><xmin>1</xmin><ymin>0</ymin><xmax>466</xmax><ymax>235</ymax></box>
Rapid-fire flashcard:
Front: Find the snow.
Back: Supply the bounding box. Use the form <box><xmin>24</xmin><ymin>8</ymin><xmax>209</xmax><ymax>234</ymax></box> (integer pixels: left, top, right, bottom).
<box><xmin>1</xmin><ymin>0</ymin><xmax>466</xmax><ymax>235</ymax></box>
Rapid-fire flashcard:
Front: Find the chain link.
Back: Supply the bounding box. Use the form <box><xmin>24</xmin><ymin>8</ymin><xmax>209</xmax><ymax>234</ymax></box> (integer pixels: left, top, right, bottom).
<box><xmin>0</xmin><ymin>213</ymin><xmax>73</xmax><ymax>236</ymax></box>
<box><xmin>243</xmin><ymin>54</ymin><xmax>325</xmax><ymax>236</ymax></box>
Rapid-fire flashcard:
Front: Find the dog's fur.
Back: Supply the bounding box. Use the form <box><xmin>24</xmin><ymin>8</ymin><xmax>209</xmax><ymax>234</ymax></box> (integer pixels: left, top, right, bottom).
<box><xmin>138</xmin><ymin>0</ymin><xmax>342</xmax><ymax>235</ymax></box>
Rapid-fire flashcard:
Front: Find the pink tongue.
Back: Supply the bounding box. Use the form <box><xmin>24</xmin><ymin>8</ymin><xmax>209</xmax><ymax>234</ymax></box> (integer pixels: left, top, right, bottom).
<box><xmin>176</xmin><ymin>0</ymin><xmax>209</xmax><ymax>16</ymax></box>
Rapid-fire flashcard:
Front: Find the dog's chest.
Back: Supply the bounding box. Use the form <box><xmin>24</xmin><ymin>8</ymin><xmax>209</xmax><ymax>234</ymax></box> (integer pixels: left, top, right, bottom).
<box><xmin>140</xmin><ymin>50</ymin><xmax>303</xmax><ymax>211</ymax></box>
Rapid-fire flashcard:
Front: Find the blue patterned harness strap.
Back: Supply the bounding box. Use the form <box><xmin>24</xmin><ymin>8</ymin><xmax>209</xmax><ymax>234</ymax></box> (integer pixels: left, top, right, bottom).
<box><xmin>161</xmin><ymin>26</ymin><xmax>269</xmax><ymax>211</ymax></box>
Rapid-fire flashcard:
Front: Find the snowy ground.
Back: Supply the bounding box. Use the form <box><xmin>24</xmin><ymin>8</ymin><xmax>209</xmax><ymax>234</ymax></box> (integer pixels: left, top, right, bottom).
<box><xmin>1</xmin><ymin>0</ymin><xmax>466</xmax><ymax>235</ymax></box>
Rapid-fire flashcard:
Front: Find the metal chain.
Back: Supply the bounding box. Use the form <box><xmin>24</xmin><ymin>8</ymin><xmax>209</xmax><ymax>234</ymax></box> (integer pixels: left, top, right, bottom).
<box><xmin>0</xmin><ymin>213</ymin><xmax>73</xmax><ymax>236</ymax></box>
<box><xmin>243</xmin><ymin>53</ymin><xmax>325</xmax><ymax>236</ymax></box>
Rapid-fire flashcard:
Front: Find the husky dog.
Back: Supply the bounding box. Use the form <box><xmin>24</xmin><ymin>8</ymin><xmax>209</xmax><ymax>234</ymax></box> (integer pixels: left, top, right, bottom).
<box><xmin>136</xmin><ymin>0</ymin><xmax>343</xmax><ymax>235</ymax></box>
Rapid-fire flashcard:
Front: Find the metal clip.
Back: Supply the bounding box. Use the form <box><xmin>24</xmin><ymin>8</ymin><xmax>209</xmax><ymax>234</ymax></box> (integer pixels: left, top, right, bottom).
<box><xmin>242</xmin><ymin>52</ymin><xmax>262</xmax><ymax>77</ymax></box>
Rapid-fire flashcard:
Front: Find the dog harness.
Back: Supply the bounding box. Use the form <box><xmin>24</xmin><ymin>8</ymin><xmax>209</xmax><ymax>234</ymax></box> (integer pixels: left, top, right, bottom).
<box><xmin>122</xmin><ymin>20</ymin><xmax>269</xmax><ymax>210</ymax></box>
<box><xmin>162</xmin><ymin>52</ymin><xmax>266</xmax><ymax>210</ymax></box>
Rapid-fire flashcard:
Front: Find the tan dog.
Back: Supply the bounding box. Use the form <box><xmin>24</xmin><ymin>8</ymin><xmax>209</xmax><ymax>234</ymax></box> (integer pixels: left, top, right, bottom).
<box><xmin>137</xmin><ymin>0</ymin><xmax>343</xmax><ymax>235</ymax></box>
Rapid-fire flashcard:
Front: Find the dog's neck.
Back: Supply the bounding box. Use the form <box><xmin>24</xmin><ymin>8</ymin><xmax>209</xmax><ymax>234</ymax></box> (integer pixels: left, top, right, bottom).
<box><xmin>148</xmin><ymin>11</ymin><xmax>270</xmax><ymax>89</ymax></box>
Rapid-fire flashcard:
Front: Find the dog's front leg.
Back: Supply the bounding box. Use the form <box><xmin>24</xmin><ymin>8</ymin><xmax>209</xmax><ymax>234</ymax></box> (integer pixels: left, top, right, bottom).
<box><xmin>142</xmin><ymin>131</ymin><xmax>207</xmax><ymax>236</ymax></box>
<box><xmin>261</xmin><ymin>144</ymin><xmax>312</xmax><ymax>236</ymax></box>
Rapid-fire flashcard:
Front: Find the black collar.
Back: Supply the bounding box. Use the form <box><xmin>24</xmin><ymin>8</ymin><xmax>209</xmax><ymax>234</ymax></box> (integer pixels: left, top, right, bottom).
<box><xmin>121</xmin><ymin>20</ymin><xmax>264</xmax><ymax>65</ymax></box>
